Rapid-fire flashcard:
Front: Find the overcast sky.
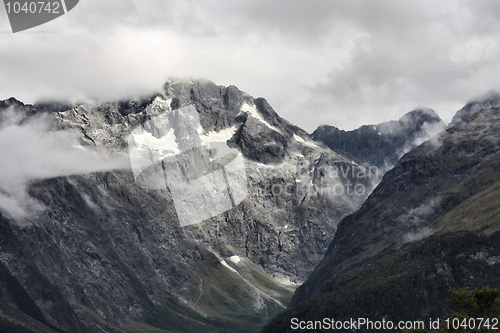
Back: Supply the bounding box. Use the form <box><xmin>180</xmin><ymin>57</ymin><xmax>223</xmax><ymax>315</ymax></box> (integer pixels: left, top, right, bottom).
<box><xmin>1</xmin><ymin>0</ymin><xmax>499</xmax><ymax>131</ymax></box>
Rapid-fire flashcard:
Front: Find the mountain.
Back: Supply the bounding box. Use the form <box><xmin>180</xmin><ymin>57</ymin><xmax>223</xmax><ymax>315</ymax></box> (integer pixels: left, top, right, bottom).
<box><xmin>0</xmin><ymin>79</ymin><xmax>377</xmax><ymax>332</ymax></box>
<box><xmin>263</xmin><ymin>106</ymin><xmax>500</xmax><ymax>332</ymax></box>
<box><xmin>449</xmin><ymin>91</ymin><xmax>500</xmax><ymax>127</ymax></box>
<box><xmin>311</xmin><ymin>108</ymin><xmax>446</xmax><ymax>173</ymax></box>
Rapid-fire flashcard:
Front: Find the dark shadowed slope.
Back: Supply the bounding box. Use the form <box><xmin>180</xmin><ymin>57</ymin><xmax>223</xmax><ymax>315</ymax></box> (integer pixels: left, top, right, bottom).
<box><xmin>0</xmin><ymin>79</ymin><xmax>376</xmax><ymax>333</ymax></box>
<box><xmin>264</xmin><ymin>107</ymin><xmax>500</xmax><ymax>332</ymax></box>
<box><xmin>311</xmin><ymin>108</ymin><xmax>445</xmax><ymax>172</ymax></box>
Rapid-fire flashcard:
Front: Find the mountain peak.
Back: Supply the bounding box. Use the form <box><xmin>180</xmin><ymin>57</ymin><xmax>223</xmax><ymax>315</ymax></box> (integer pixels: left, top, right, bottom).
<box><xmin>0</xmin><ymin>97</ymin><xmax>25</xmax><ymax>109</ymax></box>
<box><xmin>311</xmin><ymin>108</ymin><xmax>445</xmax><ymax>172</ymax></box>
<box><xmin>449</xmin><ymin>90</ymin><xmax>500</xmax><ymax>127</ymax></box>
<box><xmin>398</xmin><ymin>107</ymin><xmax>440</xmax><ymax>124</ymax></box>
<box><xmin>0</xmin><ymin>79</ymin><xmax>378</xmax><ymax>332</ymax></box>
<box><xmin>267</xmin><ymin>106</ymin><xmax>500</xmax><ymax>331</ymax></box>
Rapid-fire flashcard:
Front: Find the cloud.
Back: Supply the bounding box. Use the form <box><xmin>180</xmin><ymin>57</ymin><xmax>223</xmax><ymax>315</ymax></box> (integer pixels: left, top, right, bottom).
<box><xmin>0</xmin><ymin>108</ymin><xmax>129</xmax><ymax>223</ymax></box>
<box><xmin>399</xmin><ymin>198</ymin><xmax>441</xmax><ymax>243</ymax></box>
<box><xmin>395</xmin><ymin>117</ymin><xmax>447</xmax><ymax>159</ymax></box>
<box><xmin>305</xmin><ymin>0</ymin><xmax>500</xmax><ymax>128</ymax></box>
<box><xmin>1</xmin><ymin>0</ymin><xmax>500</xmax><ymax>132</ymax></box>
<box><xmin>402</xmin><ymin>227</ymin><xmax>432</xmax><ymax>244</ymax></box>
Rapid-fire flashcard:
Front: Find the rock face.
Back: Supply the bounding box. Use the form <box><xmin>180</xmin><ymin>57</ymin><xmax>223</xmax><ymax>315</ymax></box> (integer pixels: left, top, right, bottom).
<box><xmin>0</xmin><ymin>79</ymin><xmax>376</xmax><ymax>332</ymax></box>
<box><xmin>311</xmin><ymin>108</ymin><xmax>445</xmax><ymax>172</ymax></box>
<box><xmin>449</xmin><ymin>91</ymin><xmax>500</xmax><ymax>127</ymax></box>
<box><xmin>264</xmin><ymin>107</ymin><xmax>500</xmax><ymax>332</ymax></box>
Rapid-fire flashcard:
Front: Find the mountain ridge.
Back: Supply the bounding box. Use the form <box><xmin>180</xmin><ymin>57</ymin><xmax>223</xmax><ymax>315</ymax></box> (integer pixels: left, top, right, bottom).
<box><xmin>264</xmin><ymin>106</ymin><xmax>500</xmax><ymax>332</ymax></box>
<box><xmin>311</xmin><ymin>108</ymin><xmax>445</xmax><ymax>172</ymax></box>
<box><xmin>0</xmin><ymin>79</ymin><xmax>376</xmax><ymax>333</ymax></box>
<box><xmin>449</xmin><ymin>91</ymin><xmax>500</xmax><ymax>127</ymax></box>
<box><xmin>293</xmin><ymin>106</ymin><xmax>500</xmax><ymax>305</ymax></box>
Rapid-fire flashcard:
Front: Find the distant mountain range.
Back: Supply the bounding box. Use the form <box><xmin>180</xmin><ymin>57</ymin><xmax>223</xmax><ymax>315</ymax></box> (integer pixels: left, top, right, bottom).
<box><xmin>0</xmin><ymin>80</ymin><xmax>375</xmax><ymax>333</ymax></box>
<box><xmin>0</xmin><ymin>81</ymin><xmax>498</xmax><ymax>333</ymax></box>
<box><xmin>311</xmin><ymin>108</ymin><xmax>445</xmax><ymax>173</ymax></box>
<box><xmin>264</xmin><ymin>99</ymin><xmax>500</xmax><ymax>332</ymax></box>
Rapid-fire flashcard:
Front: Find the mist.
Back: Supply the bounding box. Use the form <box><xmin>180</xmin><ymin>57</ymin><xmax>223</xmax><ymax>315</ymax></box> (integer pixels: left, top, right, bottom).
<box><xmin>1</xmin><ymin>0</ymin><xmax>500</xmax><ymax>131</ymax></box>
<box><xmin>0</xmin><ymin>108</ymin><xmax>129</xmax><ymax>223</ymax></box>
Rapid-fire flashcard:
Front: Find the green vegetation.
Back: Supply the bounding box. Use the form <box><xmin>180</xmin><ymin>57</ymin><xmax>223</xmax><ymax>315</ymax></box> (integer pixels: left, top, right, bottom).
<box><xmin>433</xmin><ymin>153</ymin><xmax>500</xmax><ymax>236</ymax></box>
<box><xmin>137</xmin><ymin>258</ymin><xmax>293</xmax><ymax>333</ymax></box>
<box><xmin>263</xmin><ymin>231</ymin><xmax>500</xmax><ymax>333</ymax></box>
<box><xmin>403</xmin><ymin>287</ymin><xmax>500</xmax><ymax>333</ymax></box>
<box><xmin>439</xmin><ymin>287</ymin><xmax>500</xmax><ymax>333</ymax></box>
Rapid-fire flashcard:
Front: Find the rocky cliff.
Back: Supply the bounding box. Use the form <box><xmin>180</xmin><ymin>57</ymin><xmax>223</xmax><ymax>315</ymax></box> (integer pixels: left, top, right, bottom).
<box><xmin>0</xmin><ymin>79</ymin><xmax>376</xmax><ymax>332</ymax></box>
<box><xmin>449</xmin><ymin>91</ymin><xmax>500</xmax><ymax>127</ymax></box>
<box><xmin>311</xmin><ymin>108</ymin><xmax>445</xmax><ymax>173</ymax></box>
<box><xmin>264</xmin><ymin>106</ymin><xmax>500</xmax><ymax>332</ymax></box>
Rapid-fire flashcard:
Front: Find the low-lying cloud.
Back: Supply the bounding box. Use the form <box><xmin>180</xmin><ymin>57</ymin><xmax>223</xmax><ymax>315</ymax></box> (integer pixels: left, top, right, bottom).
<box><xmin>0</xmin><ymin>108</ymin><xmax>129</xmax><ymax>223</ymax></box>
<box><xmin>399</xmin><ymin>198</ymin><xmax>441</xmax><ymax>243</ymax></box>
<box><xmin>395</xmin><ymin>119</ymin><xmax>447</xmax><ymax>159</ymax></box>
<box><xmin>1</xmin><ymin>0</ymin><xmax>500</xmax><ymax>132</ymax></box>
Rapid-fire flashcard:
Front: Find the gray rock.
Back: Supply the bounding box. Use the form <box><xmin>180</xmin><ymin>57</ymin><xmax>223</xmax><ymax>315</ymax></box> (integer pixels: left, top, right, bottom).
<box><xmin>0</xmin><ymin>79</ymin><xmax>376</xmax><ymax>332</ymax></box>
<box><xmin>449</xmin><ymin>91</ymin><xmax>500</xmax><ymax>127</ymax></box>
<box><xmin>311</xmin><ymin>108</ymin><xmax>446</xmax><ymax>172</ymax></box>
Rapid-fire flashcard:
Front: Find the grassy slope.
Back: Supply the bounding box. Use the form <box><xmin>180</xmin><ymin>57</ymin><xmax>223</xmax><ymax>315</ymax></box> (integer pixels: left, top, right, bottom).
<box><xmin>263</xmin><ymin>113</ymin><xmax>500</xmax><ymax>332</ymax></box>
<box><xmin>433</xmin><ymin>153</ymin><xmax>500</xmax><ymax>236</ymax></box>
<box><xmin>0</xmin><ymin>259</ymin><xmax>293</xmax><ymax>333</ymax></box>
<box><xmin>263</xmin><ymin>231</ymin><xmax>500</xmax><ymax>333</ymax></box>
<box><xmin>139</xmin><ymin>259</ymin><xmax>293</xmax><ymax>333</ymax></box>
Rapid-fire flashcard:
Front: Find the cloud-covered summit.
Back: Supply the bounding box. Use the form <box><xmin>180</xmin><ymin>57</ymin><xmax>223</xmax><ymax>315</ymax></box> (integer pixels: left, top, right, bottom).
<box><xmin>1</xmin><ymin>0</ymin><xmax>499</xmax><ymax>131</ymax></box>
<box><xmin>0</xmin><ymin>105</ymin><xmax>129</xmax><ymax>222</ymax></box>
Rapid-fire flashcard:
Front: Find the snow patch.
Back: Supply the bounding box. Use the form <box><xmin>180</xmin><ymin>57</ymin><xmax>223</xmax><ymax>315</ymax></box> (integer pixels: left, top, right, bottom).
<box><xmin>145</xmin><ymin>97</ymin><xmax>172</xmax><ymax>115</ymax></box>
<box><xmin>293</xmin><ymin>134</ymin><xmax>317</xmax><ymax>148</ymax></box>
<box><xmin>131</xmin><ymin>127</ymin><xmax>179</xmax><ymax>159</ymax></box>
<box><xmin>240</xmin><ymin>103</ymin><xmax>281</xmax><ymax>133</ymax></box>
<box><xmin>221</xmin><ymin>260</ymin><xmax>237</xmax><ymax>273</ymax></box>
<box><xmin>229</xmin><ymin>255</ymin><xmax>241</xmax><ymax>264</ymax></box>
<box><xmin>273</xmin><ymin>277</ymin><xmax>300</xmax><ymax>287</ymax></box>
<box><xmin>202</xmin><ymin>126</ymin><xmax>238</xmax><ymax>144</ymax></box>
